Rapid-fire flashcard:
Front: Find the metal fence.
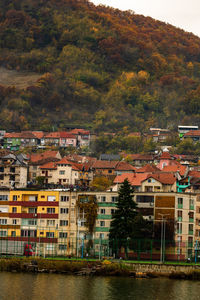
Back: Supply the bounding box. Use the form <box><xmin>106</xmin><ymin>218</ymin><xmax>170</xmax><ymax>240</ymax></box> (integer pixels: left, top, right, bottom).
<box><xmin>0</xmin><ymin>227</ymin><xmax>199</xmax><ymax>263</ymax></box>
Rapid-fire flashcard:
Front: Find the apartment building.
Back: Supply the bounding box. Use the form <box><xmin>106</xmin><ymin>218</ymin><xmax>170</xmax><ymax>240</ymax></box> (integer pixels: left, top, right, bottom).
<box><xmin>0</xmin><ymin>189</ymin><xmax>197</xmax><ymax>259</ymax></box>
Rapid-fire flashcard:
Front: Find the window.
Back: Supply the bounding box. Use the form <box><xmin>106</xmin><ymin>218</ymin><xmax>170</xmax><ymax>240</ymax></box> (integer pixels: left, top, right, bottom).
<box><xmin>11</xmin><ymin>231</ymin><xmax>16</xmax><ymax>237</ymax></box>
<box><xmin>12</xmin><ymin>207</ymin><xmax>17</xmax><ymax>213</ymax></box>
<box><xmin>47</xmin><ymin>220</ymin><xmax>55</xmax><ymax>226</ymax></box>
<box><xmin>189</xmin><ymin>212</ymin><xmax>194</xmax><ymax>219</ymax></box>
<box><xmin>46</xmin><ymin>232</ymin><xmax>55</xmax><ymax>238</ymax></box>
<box><xmin>59</xmin><ymin>245</ymin><xmax>67</xmax><ymax>250</ymax></box>
<box><xmin>29</xmin><ymin>196</ymin><xmax>38</xmax><ymax>202</ymax></box>
<box><xmin>13</xmin><ymin>195</ymin><xmax>17</xmax><ymax>201</ymax></box>
<box><xmin>177</xmin><ymin>236</ymin><xmax>182</xmax><ymax>242</ymax></box>
<box><xmin>33</xmin><ymin>173</ymin><xmax>36</xmax><ymax>177</ymax></box>
<box><xmin>177</xmin><ymin>210</ymin><xmax>182</xmax><ymax>217</ymax></box>
<box><xmin>0</xmin><ymin>175</ymin><xmax>4</xmax><ymax>180</ymax></box>
<box><xmin>0</xmin><ymin>231</ymin><xmax>6</xmax><ymax>237</ymax></box>
<box><xmin>0</xmin><ymin>195</ymin><xmax>8</xmax><ymax>201</ymax></box>
<box><xmin>10</xmin><ymin>167</ymin><xmax>15</xmax><ymax>173</ymax></box>
<box><xmin>13</xmin><ymin>219</ymin><xmax>17</xmax><ymax>225</ymax></box>
<box><xmin>28</xmin><ymin>208</ymin><xmax>37</xmax><ymax>214</ymax></box>
<box><xmin>100</xmin><ymin>233</ymin><xmax>104</xmax><ymax>239</ymax></box>
<box><xmin>178</xmin><ymin>198</ymin><xmax>183</xmax><ymax>205</ymax></box>
<box><xmin>59</xmin><ymin>170</ymin><xmax>65</xmax><ymax>175</ymax></box>
<box><xmin>0</xmin><ymin>219</ymin><xmax>7</xmax><ymax>225</ymax></box>
<box><xmin>101</xmin><ymin>196</ymin><xmax>106</xmax><ymax>202</ymax></box>
<box><xmin>21</xmin><ymin>230</ymin><xmax>36</xmax><ymax>237</ymax></box>
<box><xmin>189</xmin><ymin>224</ymin><xmax>193</xmax><ymax>233</ymax></box>
<box><xmin>111</xmin><ymin>197</ymin><xmax>117</xmax><ymax>203</ymax></box>
<box><xmin>28</xmin><ymin>219</ymin><xmax>37</xmax><ymax>226</ymax></box>
<box><xmin>0</xmin><ymin>167</ymin><xmax>4</xmax><ymax>172</ymax></box>
<box><xmin>60</xmin><ymin>208</ymin><xmax>69</xmax><ymax>214</ymax></box>
<box><xmin>59</xmin><ymin>232</ymin><xmax>68</xmax><ymax>238</ymax></box>
<box><xmin>60</xmin><ymin>220</ymin><xmax>68</xmax><ymax>226</ymax></box>
<box><xmin>111</xmin><ymin>209</ymin><xmax>115</xmax><ymax>215</ymax></box>
<box><xmin>148</xmin><ymin>179</ymin><xmax>151</xmax><ymax>183</ymax></box>
<box><xmin>177</xmin><ymin>223</ymin><xmax>182</xmax><ymax>232</ymax></box>
<box><xmin>47</xmin><ymin>196</ymin><xmax>56</xmax><ymax>202</ymax></box>
<box><xmin>61</xmin><ymin>196</ymin><xmax>69</xmax><ymax>202</ymax></box>
<box><xmin>108</xmin><ymin>170</ymin><xmax>112</xmax><ymax>174</ymax></box>
<box><xmin>47</xmin><ymin>208</ymin><xmax>55</xmax><ymax>214</ymax></box>
<box><xmin>100</xmin><ymin>209</ymin><xmax>105</xmax><ymax>214</ymax></box>
<box><xmin>46</xmin><ymin>244</ymin><xmax>55</xmax><ymax>251</ymax></box>
<box><xmin>100</xmin><ymin>221</ymin><xmax>105</xmax><ymax>227</ymax></box>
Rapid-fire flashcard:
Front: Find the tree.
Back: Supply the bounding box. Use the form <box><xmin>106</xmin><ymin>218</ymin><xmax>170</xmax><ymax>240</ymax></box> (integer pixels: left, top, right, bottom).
<box><xmin>109</xmin><ymin>179</ymin><xmax>137</xmax><ymax>258</ymax></box>
<box><xmin>109</xmin><ymin>179</ymin><xmax>152</xmax><ymax>258</ymax></box>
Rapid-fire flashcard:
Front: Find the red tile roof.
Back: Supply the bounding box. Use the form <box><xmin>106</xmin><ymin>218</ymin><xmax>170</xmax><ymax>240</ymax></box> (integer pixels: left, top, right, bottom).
<box><xmin>115</xmin><ymin>161</ymin><xmax>136</xmax><ymax>171</ymax></box>
<box><xmin>114</xmin><ymin>173</ymin><xmax>149</xmax><ymax>186</ymax></box>
<box><xmin>59</xmin><ymin>132</ymin><xmax>76</xmax><ymax>139</ymax></box>
<box><xmin>189</xmin><ymin>171</ymin><xmax>200</xmax><ymax>178</ymax></box>
<box><xmin>40</xmin><ymin>162</ymin><xmax>57</xmax><ymax>169</ymax></box>
<box><xmin>44</xmin><ymin>132</ymin><xmax>60</xmax><ymax>139</ymax></box>
<box><xmin>69</xmin><ymin>129</ymin><xmax>90</xmax><ymax>135</ymax></box>
<box><xmin>137</xmin><ymin>164</ymin><xmax>160</xmax><ymax>173</ymax></box>
<box><xmin>29</xmin><ymin>151</ymin><xmax>60</xmax><ymax>163</ymax></box>
<box><xmin>143</xmin><ymin>173</ymin><xmax>176</xmax><ymax>185</ymax></box>
<box><xmin>92</xmin><ymin>160</ymin><xmax>118</xmax><ymax>169</ymax></box>
<box><xmin>184</xmin><ymin>130</ymin><xmax>200</xmax><ymax>137</ymax></box>
<box><xmin>162</xmin><ymin>164</ymin><xmax>187</xmax><ymax>176</ymax></box>
<box><xmin>159</xmin><ymin>151</ymin><xmax>172</xmax><ymax>160</ymax></box>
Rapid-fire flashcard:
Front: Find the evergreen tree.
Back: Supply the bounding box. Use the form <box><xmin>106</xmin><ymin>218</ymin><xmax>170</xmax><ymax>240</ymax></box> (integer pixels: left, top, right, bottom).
<box><xmin>109</xmin><ymin>179</ymin><xmax>153</xmax><ymax>257</ymax></box>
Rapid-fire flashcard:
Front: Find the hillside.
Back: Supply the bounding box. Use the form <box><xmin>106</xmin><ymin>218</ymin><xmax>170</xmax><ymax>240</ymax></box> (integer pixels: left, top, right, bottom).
<box><xmin>0</xmin><ymin>0</ymin><xmax>200</xmax><ymax>132</ymax></box>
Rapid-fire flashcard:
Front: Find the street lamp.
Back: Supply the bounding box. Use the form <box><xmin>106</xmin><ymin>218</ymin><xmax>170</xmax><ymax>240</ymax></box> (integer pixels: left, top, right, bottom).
<box><xmin>158</xmin><ymin>213</ymin><xmax>169</xmax><ymax>263</ymax></box>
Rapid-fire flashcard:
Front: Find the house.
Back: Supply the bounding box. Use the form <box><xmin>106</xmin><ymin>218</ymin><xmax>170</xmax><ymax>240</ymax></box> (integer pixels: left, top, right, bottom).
<box><xmin>92</xmin><ymin>160</ymin><xmax>118</xmax><ymax>177</ymax></box>
<box><xmin>141</xmin><ymin>173</ymin><xmax>177</xmax><ymax>192</ymax></box>
<box><xmin>28</xmin><ymin>151</ymin><xmax>61</xmax><ymax>184</ymax></box>
<box><xmin>59</xmin><ymin>132</ymin><xmax>77</xmax><ymax>148</ymax></box>
<box><xmin>68</xmin><ymin>129</ymin><xmax>90</xmax><ymax>147</ymax></box>
<box><xmin>39</xmin><ymin>157</ymin><xmax>93</xmax><ymax>187</ymax></box>
<box><xmin>113</xmin><ymin>173</ymin><xmax>149</xmax><ymax>192</ymax></box>
<box><xmin>0</xmin><ymin>153</ymin><xmax>28</xmax><ymax>188</ymax></box>
<box><xmin>183</xmin><ymin>130</ymin><xmax>200</xmax><ymax>142</ymax></box>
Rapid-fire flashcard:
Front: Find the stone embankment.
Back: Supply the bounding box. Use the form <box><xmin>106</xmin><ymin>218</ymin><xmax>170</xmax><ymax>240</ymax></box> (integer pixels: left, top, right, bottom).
<box><xmin>0</xmin><ymin>258</ymin><xmax>200</xmax><ymax>279</ymax></box>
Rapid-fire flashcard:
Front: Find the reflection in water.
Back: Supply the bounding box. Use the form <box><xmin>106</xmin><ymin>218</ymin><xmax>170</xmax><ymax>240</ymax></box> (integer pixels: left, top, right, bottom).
<box><xmin>0</xmin><ymin>273</ymin><xmax>200</xmax><ymax>300</ymax></box>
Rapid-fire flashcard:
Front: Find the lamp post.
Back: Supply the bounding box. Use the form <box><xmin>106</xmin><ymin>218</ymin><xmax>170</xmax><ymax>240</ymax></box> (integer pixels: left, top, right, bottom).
<box><xmin>158</xmin><ymin>213</ymin><xmax>169</xmax><ymax>263</ymax></box>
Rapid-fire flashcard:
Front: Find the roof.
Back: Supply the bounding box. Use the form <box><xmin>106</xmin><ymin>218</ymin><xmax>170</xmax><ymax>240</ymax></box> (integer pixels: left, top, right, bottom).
<box><xmin>69</xmin><ymin>128</ymin><xmax>90</xmax><ymax>135</ymax></box>
<box><xmin>100</xmin><ymin>154</ymin><xmax>121</xmax><ymax>161</ymax></box>
<box><xmin>162</xmin><ymin>164</ymin><xmax>187</xmax><ymax>176</ymax></box>
<box><xmin>40</xmin><ymin>162</ymin><xmax>57</xmax><ymax>170</ymax></box>
<box><xmin>142</xmin><ymin>173</ymin><xmax>176</xmax><ymax>185</ymax></box>
<box><xmin>184</xmin><ymin>130</ymin><xmax>200</xmax><ymax>137</ymax></box>
<box><xmin>137</xmin><ymin>164</ymin><xmax>160</xmax><ymax>173</ymax></box>
<box><xmin>4</xmin><ymin>132</ymin><xmax>21</xmax><ymax>138</ymax></box>
<box><xmin>92</xmin><ymin>160</ymin><xmax>118</xmax><ymax>169</ymax></box>
<box><xmin>159</xmin><ymin>151</ymin><xmax>173</xmax><ymax>160</ymax></box>
<box><xmin>28</xmin><ymin>151</ymin><xmax>60</xmax><ymax>163</ymax></box>
<box><xmin>56</xmin><ymin>157</ymin><xmax>82</xmax><ymax>171</ymax></box>
<box><xmin>128</xmin><ymin>132</ymin><xmax>141</xmax><ymax>137</ymax></box>
<box><xmin>44</xmin><ymin>132</ymin><xmax>60</xmax><ymax>139</ymax></box>
<box><xmin>114</xmin><ymin>173</ymin><xmax>149</xmax><ymax>186</ymax></box>
<box><xmin>115</xmin><ymin>161</ymin><xmax>136</xmax><ymax>171</ymax></box>
<box><xmin>59</xmin><ymin>132</ymin><xmax>76</xmax><ymax>139</ymax></box>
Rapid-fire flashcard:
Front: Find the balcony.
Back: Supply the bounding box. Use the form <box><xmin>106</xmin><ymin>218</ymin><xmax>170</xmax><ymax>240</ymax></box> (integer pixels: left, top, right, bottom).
<box><xmin>178</xmin><ymin>204</ymin><xmax>183</xmax><ymax>209</ymax></box>
<box><xmin>97</xmin><ymin>214</ymin><xmax>112</xmax><ymax>220</ymax></box>
<box><xmin>190</xmin><ymin>205</ymin><xmax>194</xmax><ymax>210</ymax></box>
<box><xmin>189</xmin><ymin>218</ymin><xmax>194</xmax><ymax>223</ymax></box>
<box><xmin>178</xmin><ymin>217</ymin><xmax>182</xmax><ymax>222</ymax></box>
<box><xmin>189</xmin><ymin>230</ymin><xmax>194</xmax><ymax>235</ymax></box>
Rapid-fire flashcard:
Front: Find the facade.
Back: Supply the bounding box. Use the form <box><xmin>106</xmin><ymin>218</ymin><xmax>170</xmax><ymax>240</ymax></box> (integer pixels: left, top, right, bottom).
<box><xmin>0</xmin><ymin>189</ymin><xmax>198</xmax><ymax>259</ymax></box>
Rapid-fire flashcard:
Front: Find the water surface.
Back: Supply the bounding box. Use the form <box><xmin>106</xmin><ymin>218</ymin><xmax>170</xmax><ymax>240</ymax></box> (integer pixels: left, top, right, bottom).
<box><xmin>0</xmin><ymin>273</ymin><xmax>199</xmax><ymax>300</ymax></box>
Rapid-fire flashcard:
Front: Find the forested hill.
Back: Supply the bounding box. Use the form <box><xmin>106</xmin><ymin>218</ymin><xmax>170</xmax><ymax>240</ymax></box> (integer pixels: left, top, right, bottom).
<box><xmin>0</xmin><ymin>0</ymin><xmax>200</xmax><ymax>132</ymax></box>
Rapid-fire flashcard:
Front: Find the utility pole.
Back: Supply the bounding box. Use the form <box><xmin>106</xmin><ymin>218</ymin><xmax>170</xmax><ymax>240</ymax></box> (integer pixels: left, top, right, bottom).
<box><xmin>158</xmin><ymin>213</ymin><xmax>169</xmax><ymax>263</ymax></box>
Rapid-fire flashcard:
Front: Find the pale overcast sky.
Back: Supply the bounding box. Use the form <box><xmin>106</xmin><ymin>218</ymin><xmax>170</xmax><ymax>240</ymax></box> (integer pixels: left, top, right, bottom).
<box><xmin>91</xmin><ymin>0</ymin><xmax>200</xmax><ymax>37</ymax></box>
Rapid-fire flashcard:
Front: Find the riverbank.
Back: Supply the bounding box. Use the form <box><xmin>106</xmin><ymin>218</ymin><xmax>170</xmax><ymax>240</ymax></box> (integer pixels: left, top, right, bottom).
<box><xmin>1</xmin><ymin>257</ymin><xmax>200</xmax><ymax>279</ymax></box>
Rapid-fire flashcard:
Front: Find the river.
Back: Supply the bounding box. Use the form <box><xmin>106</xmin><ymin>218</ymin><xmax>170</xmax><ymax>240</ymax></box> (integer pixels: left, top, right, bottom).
<box><xmin>0</xmin><ymin>273</ymin><xmax>200</xmax><ymax>300</ymax></box>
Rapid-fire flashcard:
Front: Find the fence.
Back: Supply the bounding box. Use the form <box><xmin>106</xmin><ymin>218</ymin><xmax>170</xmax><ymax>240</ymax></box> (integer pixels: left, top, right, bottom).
<box><xmin>0</xmin><ymin>226</ymin><xmax>199</xmax><ymax>262</ymax></box>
